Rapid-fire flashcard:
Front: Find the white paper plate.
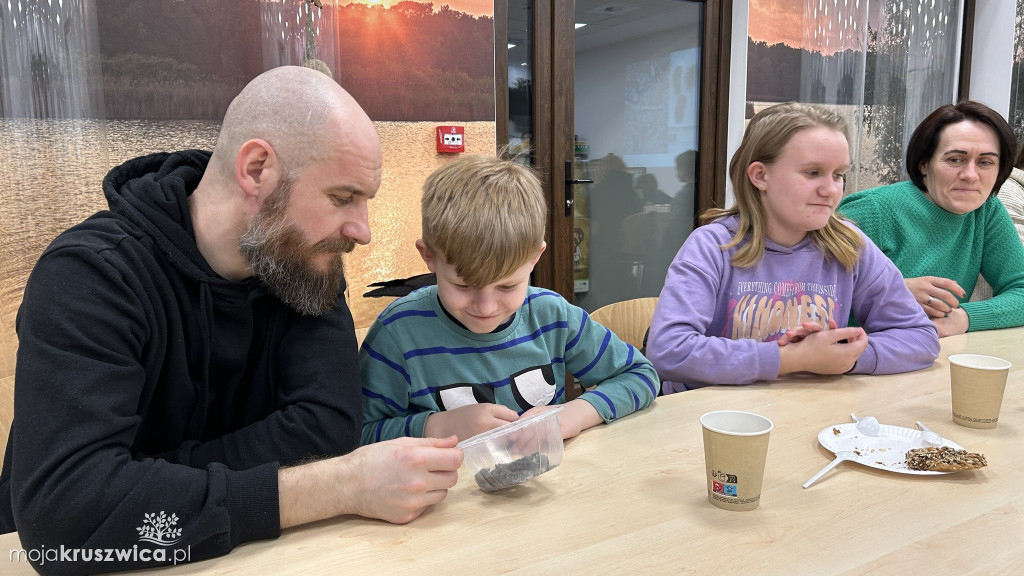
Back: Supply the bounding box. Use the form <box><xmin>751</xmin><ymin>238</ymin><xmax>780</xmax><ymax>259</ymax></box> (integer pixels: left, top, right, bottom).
<box><xmin>816</xmin><ymin>423</ymin><xmax>967</xmax><ymax>476</ymax></box>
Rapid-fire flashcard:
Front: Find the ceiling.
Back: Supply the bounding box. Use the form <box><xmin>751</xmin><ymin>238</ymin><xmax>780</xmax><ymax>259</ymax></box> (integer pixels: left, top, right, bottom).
<box><xmin>507</xmin><ymin>0</ymin><xmax>702</xmax><ymax>64</ymax></box>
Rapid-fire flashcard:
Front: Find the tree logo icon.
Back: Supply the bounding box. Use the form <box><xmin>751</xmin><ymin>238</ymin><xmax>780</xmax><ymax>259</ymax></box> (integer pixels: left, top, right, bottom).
<box><xmin>136</xmin><ymin>511</ymin><xmax>182</xmax><ymax>546</ymax></box>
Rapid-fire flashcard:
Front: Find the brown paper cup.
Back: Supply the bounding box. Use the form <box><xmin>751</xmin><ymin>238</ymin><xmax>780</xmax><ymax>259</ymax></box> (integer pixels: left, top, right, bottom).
<box><xmin>949</xmin><ymin>354</ymin><xmax>1011</xmax><ymax>429</ymax></box>
<box><xmin>700</xmin><ymin>410</ymin><xmax>773</xmax><ymax>511</ymax></box>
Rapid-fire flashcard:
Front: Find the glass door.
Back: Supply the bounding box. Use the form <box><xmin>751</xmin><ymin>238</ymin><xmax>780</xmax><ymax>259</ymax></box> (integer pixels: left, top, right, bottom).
<box><xmin>502</xmin><ymin>1</ymin><xmax>724</xmax><ymax>311</ymax></box>
<box><xmin>571</xmin><ymin>1</ymin><xmax>705</xmax><ymax>312</ymax></box>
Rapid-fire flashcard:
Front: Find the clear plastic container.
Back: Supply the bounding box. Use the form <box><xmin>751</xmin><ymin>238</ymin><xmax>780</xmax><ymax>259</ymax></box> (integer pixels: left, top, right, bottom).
<box><xmin>457</xmin><ymin>407</ymin><xmax>565</xmax><ymax>492</ymax></box>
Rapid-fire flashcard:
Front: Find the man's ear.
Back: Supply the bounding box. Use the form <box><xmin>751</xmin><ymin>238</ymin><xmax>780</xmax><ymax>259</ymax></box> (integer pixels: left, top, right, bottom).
<box><xmin>747</xmin><ymin>161</ymin><xmax>768</xmax><ymax>192</ymax></box>
<box><xmin>236</xmin><ymin>139</ymin><xmax>281</xmax><ymax>201</ymax></box>
<box><xmin>415</xmin><ymin>239</ymin><xmax>436</xmax><ymax>272</ymax></box>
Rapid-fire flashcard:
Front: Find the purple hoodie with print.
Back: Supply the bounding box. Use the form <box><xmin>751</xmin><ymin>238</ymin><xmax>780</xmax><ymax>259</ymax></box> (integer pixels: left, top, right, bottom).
<box><xmin>647</xmin><ymin>215</ymin><xmax>939</xmax><ymax>393</ymax></box>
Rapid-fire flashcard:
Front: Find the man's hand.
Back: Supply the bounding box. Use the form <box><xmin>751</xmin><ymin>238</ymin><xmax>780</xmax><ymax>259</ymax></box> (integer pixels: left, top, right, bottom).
<box><xmin>520</xmin><ymin>399</ymin><xmax>602</xmax><ymax>440</ymax></box>
<box><xmin>905</xmin><ymin>276</ymin><xmax>965</xmax><ymax>318</ymax></box>
<box><xmin>423</xmin><ymin>403</ymin><xmax>519</xmax><ymax>441</ymax></box>
<box><xmin>778</xmin><ymin>325</ymin><xmax>868</xmax><ymax>375</ymax></box>
<box><xmin>279</xmin><ymin>436</ymin><xmax>463</xmax><ymax>528</ymax></box>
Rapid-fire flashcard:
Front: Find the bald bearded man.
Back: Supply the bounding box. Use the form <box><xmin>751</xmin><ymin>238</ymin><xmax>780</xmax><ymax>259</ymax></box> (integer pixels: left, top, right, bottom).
<box><xmin>0</xmin><ymin>66</ymin><xmax>462</xmax><ymax>575</ymax></box>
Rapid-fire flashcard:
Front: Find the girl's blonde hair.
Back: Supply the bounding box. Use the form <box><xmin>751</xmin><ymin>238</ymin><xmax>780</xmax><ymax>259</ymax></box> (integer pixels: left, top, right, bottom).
<box><xmin>421</xmin><ymin>154</ymin><xmax>546</xmax><ymax>287</ymax></box>
<box><xmin>703</xmin><ymin>102</ymin><xmax>862</xmax><ymax>270</ymax></box>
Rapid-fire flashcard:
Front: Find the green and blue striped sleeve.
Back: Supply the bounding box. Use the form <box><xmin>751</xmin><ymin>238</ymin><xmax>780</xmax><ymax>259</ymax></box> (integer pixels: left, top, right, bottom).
<box><xmin>565</xmin><ymin>306</ymin><xmax>658</xmax><ymax>422</ymax></box>
<box><xmin>359</xmin><ymin>321</ymin><xmax>433</xmax><ymax>444</ymax></box>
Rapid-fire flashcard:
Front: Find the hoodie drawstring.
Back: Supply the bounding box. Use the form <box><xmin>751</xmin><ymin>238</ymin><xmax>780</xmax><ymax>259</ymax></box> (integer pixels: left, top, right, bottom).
<box><xmin>184</xmin><ymin>282</ymin><xmax>214</xmax><ymax>440</ymax></box>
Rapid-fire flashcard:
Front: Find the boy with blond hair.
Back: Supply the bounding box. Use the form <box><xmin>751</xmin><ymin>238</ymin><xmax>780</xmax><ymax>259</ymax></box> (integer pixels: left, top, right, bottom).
<box><xmin>360</xmin><ymin>154</ymin><xmax>657</xmax><ymax>444</ymax></box>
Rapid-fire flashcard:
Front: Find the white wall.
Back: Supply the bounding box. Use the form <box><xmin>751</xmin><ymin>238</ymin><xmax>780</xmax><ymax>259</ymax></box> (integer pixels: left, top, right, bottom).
<box><xmin>969</xmin><ymin>0</ymin><xmax>1016</xmax><ymax>116</ymax></box>
<box><xmin>575</xmin><ymin>25</ymin><xmax>702</xmax><ymax>194</ymax></box>
<box><xmin>726</xmin><ymin>0</ymin><xmax>751</xmax><ymax>209</ymax></box>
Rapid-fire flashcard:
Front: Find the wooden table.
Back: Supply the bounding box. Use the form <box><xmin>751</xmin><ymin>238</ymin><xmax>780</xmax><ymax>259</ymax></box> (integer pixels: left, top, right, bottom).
<box><xmin>3</xmin><ymin>329</ymin><xmax>1022</xmax><ymax>574</ymax></box>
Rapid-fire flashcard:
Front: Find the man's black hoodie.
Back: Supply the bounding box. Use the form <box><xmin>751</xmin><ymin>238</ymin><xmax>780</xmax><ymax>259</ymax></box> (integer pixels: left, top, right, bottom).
<box><xmin>0</xmin><ymin>151</ymin><xmax>362</xmax><ymax>574</ymax></box>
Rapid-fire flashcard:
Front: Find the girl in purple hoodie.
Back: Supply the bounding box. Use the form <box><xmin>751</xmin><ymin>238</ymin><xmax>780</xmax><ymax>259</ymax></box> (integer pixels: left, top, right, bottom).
<box><xmin>647</xmin><ymin>103</ymin><xmax>939</xmax><ymax>393</ymax></box>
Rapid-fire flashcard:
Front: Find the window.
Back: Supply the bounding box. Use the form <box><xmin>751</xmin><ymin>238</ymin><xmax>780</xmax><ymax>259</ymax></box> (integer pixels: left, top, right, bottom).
<box><xmin>1010</xmin><ymin>0</ymin><xmax>1024</xmax><ymax>145</ymax></box>
<box><xmin>745</xmin><ymin>0</ymin><xmax>964</xmax><ymax>193</ymax></box>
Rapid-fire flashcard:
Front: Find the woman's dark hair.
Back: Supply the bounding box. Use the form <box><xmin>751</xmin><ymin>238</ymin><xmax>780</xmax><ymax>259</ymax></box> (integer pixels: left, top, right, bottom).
<box><xmin>905</xmin><ymin>100</ymin><xmax>1018</xmax><ymax>194</ymax></box>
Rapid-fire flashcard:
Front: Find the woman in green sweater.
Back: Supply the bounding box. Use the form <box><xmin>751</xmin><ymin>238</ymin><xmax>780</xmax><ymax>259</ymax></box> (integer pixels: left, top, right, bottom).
<box><xmin>839</xmin><ymin>101</ymin><xmax>1022</xmax><ymax>337</ymax></box>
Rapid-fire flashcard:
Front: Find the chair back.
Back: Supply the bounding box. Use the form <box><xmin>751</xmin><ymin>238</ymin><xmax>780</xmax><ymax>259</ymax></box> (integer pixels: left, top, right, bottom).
<box><xmin>618</xmin><ymin>212</ymin><xmax>658</xmax><ymax>255</ymax></box>
<box><xmin>589</xmin><ymin>297</ymin><xmax>659</xmax><ymax>350</ymax></box>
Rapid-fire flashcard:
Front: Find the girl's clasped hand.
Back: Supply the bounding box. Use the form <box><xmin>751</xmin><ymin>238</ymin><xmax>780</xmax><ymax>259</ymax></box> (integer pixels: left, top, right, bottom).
<box><xmin>777</xmin><ymin>320</ymin><xmax>868</xmax><ymax>375</ymax></box>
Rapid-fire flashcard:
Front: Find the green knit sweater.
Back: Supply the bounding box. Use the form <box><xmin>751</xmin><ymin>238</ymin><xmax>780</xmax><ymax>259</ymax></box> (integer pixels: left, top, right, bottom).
<box><xmin>839</xmin><ymin>180</ymin><xmax>1024</xmax><ymax>331</ymax></box>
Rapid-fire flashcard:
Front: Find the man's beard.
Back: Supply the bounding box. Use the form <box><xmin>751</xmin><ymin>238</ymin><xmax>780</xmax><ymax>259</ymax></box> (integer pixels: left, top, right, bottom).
<box><xmin>238</xmin><ymin>178</ymin><xmax>355</xmax><ymax>316</ymax></box>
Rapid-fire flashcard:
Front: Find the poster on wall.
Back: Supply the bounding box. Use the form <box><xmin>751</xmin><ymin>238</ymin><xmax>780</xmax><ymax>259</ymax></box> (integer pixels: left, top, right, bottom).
<box><xmin>621</xmin><ymin>47</ymin><xmax>699</xmax><ymax>168</ymax></box>
<box><xmin>668</xmin><ymin>48</ymin><xmax>699</xmax><ymax>133</ymax></box>
<box><xmin>573</xmin><ymin>217</ymin><xmax>590</xmax><ymax>293</ymax></box>
<box><xmin>573</xmin><ymin>138</ymin><xmax>591</xmax><ymax>293</ymax></box>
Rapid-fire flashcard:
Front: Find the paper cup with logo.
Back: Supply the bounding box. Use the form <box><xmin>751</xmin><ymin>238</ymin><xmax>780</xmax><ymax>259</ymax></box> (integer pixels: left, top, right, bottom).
<box><xmin>700</xmin><ymin>410</ymin><xmax>773</xmax><ymax>511</ymax></box>
<box><xmin>949</xmin><ymin>354</ymin><xmax>1011</xmax><ymax>429</ymax></box>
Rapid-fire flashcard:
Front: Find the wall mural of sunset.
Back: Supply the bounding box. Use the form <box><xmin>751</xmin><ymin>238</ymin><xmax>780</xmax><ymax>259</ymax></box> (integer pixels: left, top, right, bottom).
<box><xmin>326</xmin><ymin>1</ymin><xmax>495</xmax><ymax>121</ymax></box>
<box><xmin>1</xmin><ymin>0</ymin><xmax>498</xmax><ymax>341</ymax></box>
<box><xmin>96</xmin><ymin>0</ymin><xmax>494</xmax><ymax>122</ymax></box>
<box><xmin>338</xmin><ymin>0</ymin><xmax>492</xmax><ymax>17</ymax></box>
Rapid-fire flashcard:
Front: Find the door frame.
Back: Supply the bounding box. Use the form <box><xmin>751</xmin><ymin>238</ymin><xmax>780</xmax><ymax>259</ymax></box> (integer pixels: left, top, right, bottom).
<box><xmin>495</xmin><ymin>0</ymin><xmax>732</xmax><ymax>300</ymax></box>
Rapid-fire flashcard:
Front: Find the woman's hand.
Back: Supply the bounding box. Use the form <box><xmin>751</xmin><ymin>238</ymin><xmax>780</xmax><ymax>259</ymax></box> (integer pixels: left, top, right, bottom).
<box><xmin>931</xmin><ymin>306</ymin><xmax>970</xmax><ymax>337</ymax></box>
<box><xmin>904</xmin><ymin>276</ymin><xmax>965</xmax><ymax>318</ymax></box>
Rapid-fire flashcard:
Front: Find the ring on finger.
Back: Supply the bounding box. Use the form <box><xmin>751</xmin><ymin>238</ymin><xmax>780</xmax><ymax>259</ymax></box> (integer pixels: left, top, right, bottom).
<box><xmin>926</xmin><ymin>296</ymin><xmax>936</xmax><ymax>306</ymax></box>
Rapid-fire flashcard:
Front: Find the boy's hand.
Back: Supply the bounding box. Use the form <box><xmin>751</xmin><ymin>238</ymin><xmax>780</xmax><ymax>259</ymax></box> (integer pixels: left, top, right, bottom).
<box><xmin>423</xmin><ymin>403</ymin><xmax>518</xmax><ymax>441</ymax></box>
<box><xmin>520</xmin><ymin>399</ymin><xmax>602</xmax><ymax>440</ymax></box>
<box><xmin>778</xmin><ymin>325</ymin><xmax>868</xmax><ymax>375</ymax></box>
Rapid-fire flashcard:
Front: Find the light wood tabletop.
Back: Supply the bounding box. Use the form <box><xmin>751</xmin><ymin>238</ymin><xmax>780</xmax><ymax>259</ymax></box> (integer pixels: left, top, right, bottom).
<box><xmin>3</xmin><ymin>328</ymin><xmax>1022</xmax><ymax>575</ymax></box>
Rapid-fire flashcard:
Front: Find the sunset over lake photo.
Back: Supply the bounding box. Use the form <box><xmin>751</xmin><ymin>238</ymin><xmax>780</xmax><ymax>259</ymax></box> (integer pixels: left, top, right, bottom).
<box><xmin>338</xmin><ymin>0</ymin><xmax>492</xmax><ymax>16</ymax></box>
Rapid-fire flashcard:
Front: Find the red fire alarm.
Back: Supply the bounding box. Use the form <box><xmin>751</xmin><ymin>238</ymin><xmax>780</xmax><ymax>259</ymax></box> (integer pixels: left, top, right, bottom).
<box><xmin>437</xmin><ymin>125</ymin><xmax>465</xmax><ymax>153</ymax></box>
